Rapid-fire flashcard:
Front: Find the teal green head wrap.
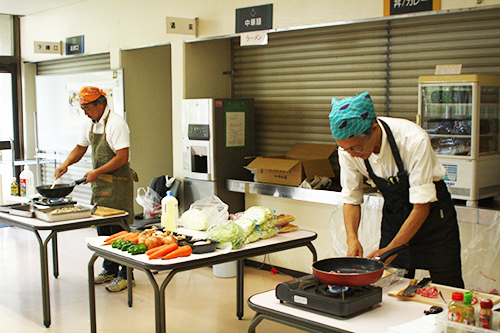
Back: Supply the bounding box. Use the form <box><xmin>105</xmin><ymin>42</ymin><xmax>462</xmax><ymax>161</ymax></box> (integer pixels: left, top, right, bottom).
<box><xmin>329</xmin><ymin>91</ymin><xmax>376</xmax><ymax>140</ymax></box>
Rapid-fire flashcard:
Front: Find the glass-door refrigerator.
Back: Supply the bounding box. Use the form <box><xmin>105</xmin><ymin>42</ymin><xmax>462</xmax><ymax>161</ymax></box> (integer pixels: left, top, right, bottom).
<box><xmin>418</xmin><ymin>74</ymin><xmax>500</xmax><ymax>207</ymax></box>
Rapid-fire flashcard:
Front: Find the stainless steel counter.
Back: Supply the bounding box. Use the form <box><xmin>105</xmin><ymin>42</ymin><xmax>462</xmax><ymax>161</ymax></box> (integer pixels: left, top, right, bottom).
<box><xmin>227</xmin><ymin>179</ymin><xmax>341</xmax><ymax>205</ymax></box>
<box><xmin>227</xmin><ymin>179</ymin><xmax>500</xmax><ymax>225</ymax></box>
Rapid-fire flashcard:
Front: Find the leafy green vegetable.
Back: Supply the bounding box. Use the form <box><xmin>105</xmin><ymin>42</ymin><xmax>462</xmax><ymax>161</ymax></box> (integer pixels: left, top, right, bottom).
<box><xmin>207</xmin><ymin>221</ymin><xmax>244</xmax><ymax>249</ymax></box>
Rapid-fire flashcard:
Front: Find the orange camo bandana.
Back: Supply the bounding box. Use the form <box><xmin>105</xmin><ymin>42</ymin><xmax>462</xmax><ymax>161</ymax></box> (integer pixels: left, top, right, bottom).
<box><xmin>78</xmin><ymin>86</ymin><xmax>107</xmax><ymax>105</ymax></box>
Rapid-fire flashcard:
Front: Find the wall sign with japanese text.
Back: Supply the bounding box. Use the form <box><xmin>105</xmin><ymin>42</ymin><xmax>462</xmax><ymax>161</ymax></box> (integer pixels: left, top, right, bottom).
<box><xmin>66</xmin><ymin>35</ymin><xmax>84</xmax><ymax>55</ymax></box>
<box><xmin>384</xmin><ymin>0</ymin><xmax>441</xmax><ymax>16</ymax></box>
<box><xmin>236</xmin><ymin>4</ymin><xmax>273</xmax><ymax>33</ymax></box>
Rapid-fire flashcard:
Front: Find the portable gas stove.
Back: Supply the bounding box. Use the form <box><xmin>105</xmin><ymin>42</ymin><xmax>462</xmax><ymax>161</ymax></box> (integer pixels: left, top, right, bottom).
<box><xmin>32</xmin><ymin>197</ymin><xmax>77</xmax><ymax>208</ymax></box>
<box><xmin>275</xmin><ymin>274</ymin><xmax>382</xmax><ymax>318</ymax></box>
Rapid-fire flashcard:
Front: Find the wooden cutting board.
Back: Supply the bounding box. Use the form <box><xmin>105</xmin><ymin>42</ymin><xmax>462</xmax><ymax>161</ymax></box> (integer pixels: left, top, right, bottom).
<box><xmin>388</xmin><ymin>282</ymin><xmax>500</xmax><ymax>308</ymax></box>
<box><xmin>92</xmin><ymin>206</ymin><xmax>126</xmax><ymax>217</ymax></box>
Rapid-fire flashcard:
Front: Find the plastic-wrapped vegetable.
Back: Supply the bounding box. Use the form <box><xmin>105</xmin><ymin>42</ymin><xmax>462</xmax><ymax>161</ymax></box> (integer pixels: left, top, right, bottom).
<box><xmin>178</xmin><ymin>208</ymin><xmax>210</xmax><ymax>231</ymax></box>
<box><xmin>256</xmin><ymin>219</ymin><xmax>278</xmax><ymax>240</ymax></box>
<box><xmin>241</xmin><ymin>206</ymin><xmax>274</xmax><ymax>225</ymax></box>
<box><xmin>207</xmin><ymin>221</ymin><xmax>244</xmax><ymax>249</ymax></box>
<box><xmin>243</xmin><ymin>229</ymin><xmax>261</xmax><ymax>244</ymax></box>
<box><xmin>234</xmin><ymin>217</ymin><xmax>255</xmax><ymax>237</ymax></box>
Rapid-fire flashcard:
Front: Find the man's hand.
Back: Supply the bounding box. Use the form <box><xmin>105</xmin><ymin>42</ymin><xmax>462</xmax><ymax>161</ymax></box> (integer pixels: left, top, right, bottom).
<box><xmin>54</xmin><ymin>165</ymin><xmax>68</xmax><ymax>180</ymax></box>
<box><xmin>346</xmin><ymin>239</ymin><xmax>364</xmax><ymax>257</ymax></box>
<box><xmin>83</xmin><ymin>170</ymin><xmax>100</xmax><ymax>183</ymax></box>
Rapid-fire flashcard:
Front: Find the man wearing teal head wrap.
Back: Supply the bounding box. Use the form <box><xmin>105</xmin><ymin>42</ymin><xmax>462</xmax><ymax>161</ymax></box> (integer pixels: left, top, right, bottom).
<box><xmin>329</xmin><ymin>92</ymin><xmax>463</xmax><ymax>288</ymax></box>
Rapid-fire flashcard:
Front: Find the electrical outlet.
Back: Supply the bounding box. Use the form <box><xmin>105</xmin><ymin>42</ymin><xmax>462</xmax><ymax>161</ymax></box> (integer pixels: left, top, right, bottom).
<box><xmin>34</xmin><ymin>41</ymin><xmax>62</xmax><ymax>54</ymax></box>
<box><xmin>166</xmin><ymin>17</ymin><xmax>198</xmax><ymax>36</ymax></box>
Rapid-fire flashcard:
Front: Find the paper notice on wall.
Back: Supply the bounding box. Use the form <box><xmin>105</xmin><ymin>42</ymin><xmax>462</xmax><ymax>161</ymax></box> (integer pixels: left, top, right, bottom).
<box><xmin>226</xmin><ymin>112</ymin><xmax>245</xmax><ymax>147</ymax></box>
<box><xmin>240</xmin><ymin>31</ymin><xmax>268</xmax><ymax>46</ymax></box>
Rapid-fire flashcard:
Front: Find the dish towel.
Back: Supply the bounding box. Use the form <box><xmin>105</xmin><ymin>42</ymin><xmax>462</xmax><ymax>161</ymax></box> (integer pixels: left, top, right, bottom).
<box><xmin>387</xmin><ymin>314</ymin><xmax>437</xmax><ymax>333</ymax></box>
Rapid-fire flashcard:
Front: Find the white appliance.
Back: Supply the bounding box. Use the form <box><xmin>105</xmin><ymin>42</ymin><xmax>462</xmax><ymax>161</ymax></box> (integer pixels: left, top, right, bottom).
<box><xmin>181</xmin><ymin>98</ymin><xmax>255</xmax><ymax>213</ymax></box>
<box><xmin>418</xmin><ymin>74</ymin><xmax>500</xmax><ymax>207</ymax></box>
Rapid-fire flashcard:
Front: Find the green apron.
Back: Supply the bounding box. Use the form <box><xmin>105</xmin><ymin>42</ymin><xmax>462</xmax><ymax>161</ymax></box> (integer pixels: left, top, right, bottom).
<box><xmin>90</xmin><ymin>113</ymin><xmax>134</xmax><ymax>224</ymax></box>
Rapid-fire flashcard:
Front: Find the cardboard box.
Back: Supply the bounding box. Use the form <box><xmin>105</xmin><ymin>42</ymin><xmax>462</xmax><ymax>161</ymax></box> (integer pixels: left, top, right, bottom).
<box><xmin>245</xmin><ymin>143</ymin><xmax>337</xmax><ymax>186</ymax></box>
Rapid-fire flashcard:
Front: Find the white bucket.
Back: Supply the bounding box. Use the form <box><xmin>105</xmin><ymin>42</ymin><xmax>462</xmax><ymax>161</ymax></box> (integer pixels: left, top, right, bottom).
<box><xmin>213</xmin><ymin>261</ymin><xmax>237</xmax><ymax>278</ymax></box>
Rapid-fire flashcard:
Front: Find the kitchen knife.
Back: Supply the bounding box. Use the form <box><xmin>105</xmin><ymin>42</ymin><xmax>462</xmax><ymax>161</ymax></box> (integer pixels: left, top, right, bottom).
<box><xmin>402</xmin><ymin>277</ymin><xmax>432</xmax><ymax>296</ymax></box>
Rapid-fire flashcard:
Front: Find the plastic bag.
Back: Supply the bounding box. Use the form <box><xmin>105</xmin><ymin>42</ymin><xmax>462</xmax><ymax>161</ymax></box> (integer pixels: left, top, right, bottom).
<box><xmin>329</xmin><ymin>193</ymin><xmax>383</xmax><ymax>257</ymax></box>
<box><xmin>136</xmin><ymin>186</ymin><xmax>162</xmax><ymax>219</ymax></box>
<box><xmin>461</xmin><ymin>215</ymin><xmax>500</xmax><ymax>294</ymax></box>
<box><xmin>178</xmin><ymin>195</ymin><xmax>229</xmax><ymax>231</ymax></box>
<box><xmin>207</xmin><ymin>221</ymin><xmax>245</xmax><ymax>249</ymax></box>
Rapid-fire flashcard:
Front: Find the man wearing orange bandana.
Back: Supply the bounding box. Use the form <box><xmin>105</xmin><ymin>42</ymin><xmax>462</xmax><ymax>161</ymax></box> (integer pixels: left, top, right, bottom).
<box><xmin>55</xmin><ymin>86</ymin><xmax>135</xmax><ymax>292</ymax></box>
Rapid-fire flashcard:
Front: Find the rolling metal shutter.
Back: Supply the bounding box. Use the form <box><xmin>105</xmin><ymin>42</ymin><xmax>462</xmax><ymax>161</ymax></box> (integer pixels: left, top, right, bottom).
<box><xmin>388</xmin><ymin>8</ymin><xmax>500</xmax><ymax>119</ymax></box>
<box><xmin>232</xmin><ymin>7</ymin><xmax>500</xmax><ymax>156</ymax></box>
<box><xmin>35</xmin><ymin>53</ymin><xmax>110</xmax><ymax>204</ymax></box>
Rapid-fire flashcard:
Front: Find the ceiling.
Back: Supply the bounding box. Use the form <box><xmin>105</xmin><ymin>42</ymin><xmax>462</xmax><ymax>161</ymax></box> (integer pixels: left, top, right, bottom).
<box><xmin>0</xmin><ymin>0</ymin><xmax>86</xmax><ymax>16</ymax></box>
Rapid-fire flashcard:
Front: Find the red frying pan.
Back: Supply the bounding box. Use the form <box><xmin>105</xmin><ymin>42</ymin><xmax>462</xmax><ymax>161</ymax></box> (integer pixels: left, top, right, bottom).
<box><xmin>312</xmin><ymin>244</ymin><xmax>409</xmax><ymax>286</ymax></box>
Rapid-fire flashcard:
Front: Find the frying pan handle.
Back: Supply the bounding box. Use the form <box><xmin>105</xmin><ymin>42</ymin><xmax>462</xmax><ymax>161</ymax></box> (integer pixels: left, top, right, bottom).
<box><xmin>74</xmin><ymin>177</ymin><xmax>87</xmax><ymax>185</ymax></box>
<box><xmin>376</xmin><ymin>244</ymin><xmax>409</xmax><ymax>263</ymax></box>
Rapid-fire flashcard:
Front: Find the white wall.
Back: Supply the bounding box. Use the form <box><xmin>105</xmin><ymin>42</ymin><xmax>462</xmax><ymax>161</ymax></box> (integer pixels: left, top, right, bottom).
<box><xmin>19</xmin><ymin>0</ymin><xmax>500</xmax><ymax>183</ymax></box>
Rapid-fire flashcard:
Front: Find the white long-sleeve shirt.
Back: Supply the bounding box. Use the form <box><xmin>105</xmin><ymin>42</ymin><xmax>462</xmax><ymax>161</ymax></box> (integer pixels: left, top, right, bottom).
<box><xmin>339</xmin><ymin>117</ymin><xmax>446</xmax><ymax>205</ymax></box>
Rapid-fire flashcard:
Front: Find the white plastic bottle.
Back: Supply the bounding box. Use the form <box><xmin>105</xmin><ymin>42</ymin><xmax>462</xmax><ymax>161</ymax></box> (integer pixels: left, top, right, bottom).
<box><xmin>161</xmin><ymin>191</ymin><xmax>178</xmax><ymax>231</ymax></box>
<box><xmin>19</xmin><ymin>165</ymin><xmax>35</xmax><ymax>197</ymax></box>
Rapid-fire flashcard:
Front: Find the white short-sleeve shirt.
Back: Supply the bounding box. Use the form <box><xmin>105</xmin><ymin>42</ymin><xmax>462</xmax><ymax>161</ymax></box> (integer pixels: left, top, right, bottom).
<box><xmin>77</xmin><ymin>105</ymin><xmax>131</xmax><ymax>160</ymax></box>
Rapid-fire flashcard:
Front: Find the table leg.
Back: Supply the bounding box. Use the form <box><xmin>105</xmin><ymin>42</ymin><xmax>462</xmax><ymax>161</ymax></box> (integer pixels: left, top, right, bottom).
<box><xmin>88</xmin><ymin>253</ymin><xmax>98</xmax><ymax>333</ymax></box>
<box><xmin>34</xmin><ymin>231</ymin><xmax>56</xmax><ymax>328</ymax></box>
<box><xmin>52</xmin><ymin>233</ymin><xmax>59</xmax><ymax>278</ymax></box>
<box><xmin>307</xmin><ymin>242</ymin><xmax>318</xmax><ymax>262</ymax></box>
<box><xmin>144</xmin><ymin>269</ymin><xmax>176</xmax><ymax>333</ymax></box>
<box><xmin>127</xmin><ymin>266</ymin><xmax>133</xmax><ymax>307</ymax></box>
<box><xmin>236</xmin><ymin>259</ymin><xmax>244</xmax><ymax>320</ymax></box>
<box><xmin>247</xmin><ymin>313</ymin><xmax>265</xmax><ymax>333</ymax></box>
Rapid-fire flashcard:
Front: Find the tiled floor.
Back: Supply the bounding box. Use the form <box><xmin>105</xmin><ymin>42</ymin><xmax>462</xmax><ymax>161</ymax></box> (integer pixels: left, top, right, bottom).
<box><xmin>0</xmin><ymin>225</ymin><xmax>304</xmax><ymax>333</ymax></box>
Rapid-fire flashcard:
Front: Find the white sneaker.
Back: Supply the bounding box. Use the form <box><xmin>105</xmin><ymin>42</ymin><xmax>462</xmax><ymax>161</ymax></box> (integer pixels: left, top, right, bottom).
<box><xmin>94</xmin><ymin>270</ymin><xmax>117</xmax><ymax>284</ymax></box>
<box><xmin>105</xmin><ymin>276</ymin><xmax>135</xmax><ymax>292</ymax></box>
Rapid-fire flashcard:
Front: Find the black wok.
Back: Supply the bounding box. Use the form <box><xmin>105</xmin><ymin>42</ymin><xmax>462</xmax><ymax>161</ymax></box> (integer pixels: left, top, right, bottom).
<box><xmin>312</xmin><ymin>244</ymin><xmax>409</xmax><ymax>286</ymax></box>
<box><xmin>36</xmin><ymin>177</ymin><xmax>87</xmax><ymax>198</ymax></box>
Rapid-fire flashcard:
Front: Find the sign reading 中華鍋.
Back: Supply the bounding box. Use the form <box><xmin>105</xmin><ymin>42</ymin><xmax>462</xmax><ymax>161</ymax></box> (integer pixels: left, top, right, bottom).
<box><xmin>236</xmin><ymin>4</ymin><xmax>273</xmax><ymax>33</ymax></box>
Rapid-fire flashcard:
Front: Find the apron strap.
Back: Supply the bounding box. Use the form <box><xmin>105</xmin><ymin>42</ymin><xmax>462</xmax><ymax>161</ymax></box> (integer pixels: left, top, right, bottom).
<box><xmin>365</xmin><ymin>119</ymin><xmax>408</xmax><ymax>185</ymax></box>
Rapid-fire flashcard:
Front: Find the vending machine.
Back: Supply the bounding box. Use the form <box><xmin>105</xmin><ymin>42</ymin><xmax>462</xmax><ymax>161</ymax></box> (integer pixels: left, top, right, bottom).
<box><xmin>181</xmin><ymin>98</ymin><xmax>255</xmax><ymax>213</ymax></box>
<box><xmin>418</xmin><ymin>74</ymin><xmax>500</xmax><ymax>206</ymax></box>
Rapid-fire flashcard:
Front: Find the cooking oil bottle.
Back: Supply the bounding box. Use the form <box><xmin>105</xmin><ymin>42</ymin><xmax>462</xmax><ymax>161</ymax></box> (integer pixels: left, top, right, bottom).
<box><xmin>462</xmin><ymin>292</ymin><xmax>475</xmax><ymax>326</ymax></box>
<box><xmin>448</xmin><ymin>292</ymin><xmax>465</xmax><ymax>324</ymax></box>
<box><xmin>10</xmin><ymin>177</ymin><xmax>19</xmax><ymax>196</ymax></box>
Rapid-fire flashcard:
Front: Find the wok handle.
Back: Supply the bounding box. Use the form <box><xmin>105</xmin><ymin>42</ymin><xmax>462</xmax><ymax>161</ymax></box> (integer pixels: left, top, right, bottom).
<box><xmin>376</xmin><ymin>244</ymin><xmax>409</xmax><ymax>263</ymax></box>
<box><xmin>74</xmin><ymin>177</ymin><xmax>87</xmax><ymax>185</ymax></box>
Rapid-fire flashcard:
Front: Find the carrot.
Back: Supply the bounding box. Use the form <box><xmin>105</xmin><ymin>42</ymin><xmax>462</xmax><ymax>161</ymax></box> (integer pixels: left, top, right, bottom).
<box><xmin>122</xmin><ymin>232</ymin><xmax>139</xmax><ymax>241</ymax></box>
<box><xmin>104</xmin><ymin>231</ymin><xmax>128</xmax><ymax>242</ymax></box>
<box><xmin>128</xmin><ymin>234</ymin><xmax>140</xmax><ymax>244</ymax></box>
<box><xmin>104</xmin><ymin>233</ymin><xmax>130</xmax><ymax>245</ymax></box>
<box><xmin>146</xmin><ymin>243</ymin><xmax>170</xmax><ymax>256</ymax></box>
<box><xmin>148</xmin><ymin>243</ymin><xmax>178</xmax><ymax>260</ymax></box>
<box><xmin>162</xmin><ymin>245</ymin><xmax>192</xmax><ymax>260</ymax></box>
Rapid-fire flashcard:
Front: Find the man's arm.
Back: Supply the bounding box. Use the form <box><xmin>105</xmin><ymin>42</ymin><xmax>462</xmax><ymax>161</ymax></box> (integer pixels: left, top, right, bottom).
<box><xmin>54</xmin><ymin>145</ymin><xmax>88</xmax><ymax>179</ymax></box>
<box><xmin>343</xmin><ymin>203</ymin><xmax>363</xmax><ymax>257</ymax></box>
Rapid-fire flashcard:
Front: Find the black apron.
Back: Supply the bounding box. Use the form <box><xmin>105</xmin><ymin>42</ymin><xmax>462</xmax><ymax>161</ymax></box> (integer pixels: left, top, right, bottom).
<box><xmin>364</xmin><ymin>119</ymin><xmax>463</xmax><ymax>287</ymax></box>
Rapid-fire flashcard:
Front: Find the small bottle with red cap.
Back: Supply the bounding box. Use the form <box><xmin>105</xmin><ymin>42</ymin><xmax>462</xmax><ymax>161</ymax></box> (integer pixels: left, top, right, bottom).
<box><xmin>478</xmin><ymin>298</ymin><xmax>493</xmax><ymax>329</ymax></box>
<box><xmin>447</xmin><ymin>292</ymin><xmax>465</xmax><ymax>323</ymax></box>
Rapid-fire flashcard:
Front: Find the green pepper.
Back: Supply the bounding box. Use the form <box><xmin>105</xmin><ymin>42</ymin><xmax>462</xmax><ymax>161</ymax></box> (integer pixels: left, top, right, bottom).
<box><xmin>120</xmin><ymin>241</ymin><xmax>135</xmax><ymax>251</ymax></box>
<box><xmin>111</xmin><ymin>239</ymin><xmax>124</xmax><ymax>248</ymax></box>
<box><xmin>128</xmin><ymin>244</ymin><xmax>147</xmax><ymax>255</ymax></box>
